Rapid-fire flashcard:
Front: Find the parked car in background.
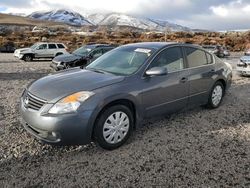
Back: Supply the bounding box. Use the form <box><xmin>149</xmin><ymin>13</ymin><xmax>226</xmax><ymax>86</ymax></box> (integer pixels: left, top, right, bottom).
<box><xmin>222</xmin><ymin>47</ymin><xmax>230</xmax><ymax>57</ymax></box>
<box><xmin>0</xmin><ymin>42</ymin><xmax>16</xmax><ymax>53</ymax></box>
<box><xmin>237</xmin><ymin>55</ymin><xmax>250</xmax><ymax>76</ymax></box>
<box><xmin>20</xmin><ymin>42</ymin><xmax>232</xmax><ymax>150</ymax></box>
<box><xmin>244</xmin><ymin>49</ymin><xmax>250</xmax><ymax>56</ymax></box>
<box><xmin>202</xmin><ymin>45</ymin><xmax>230</xmax><ymax>58</ymax></box>
<box><xmin>14</xmin><ymin>42</ymin><xmax>68</xmax><ymax>61</ymax></box>
<box><xmin>50</xmin><ymin>44</ymin><xmax>116</xmax><ymax>70</ymax></box>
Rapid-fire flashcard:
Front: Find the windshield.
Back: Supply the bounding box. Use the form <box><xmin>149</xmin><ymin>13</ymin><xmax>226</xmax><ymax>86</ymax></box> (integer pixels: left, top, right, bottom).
<box><xmin>73</xmin><ymin>46</ymin><xmax>93</xmax><ymax>56</ymax></box>
<box><xmin>86</xmin><ymin>46</ymin><xmax>155</xmax><ymax>76</ymax></box>
<box><xmin>30</xmin><ymin>43</ymin><xmax>39</xmax><ymax>49</ymax></box>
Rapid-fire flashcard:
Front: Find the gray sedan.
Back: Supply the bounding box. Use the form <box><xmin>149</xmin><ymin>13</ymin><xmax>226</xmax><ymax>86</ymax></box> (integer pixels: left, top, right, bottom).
<box><xmin>20</xmin><ymin>42</ymin><xmax>232</xmax><ymax>150</ymax></box>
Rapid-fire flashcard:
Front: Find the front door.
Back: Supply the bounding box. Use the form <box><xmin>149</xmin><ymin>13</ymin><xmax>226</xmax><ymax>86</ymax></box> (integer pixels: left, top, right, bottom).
<box><xmin>34</xmin><ymin>44</ymin><xmax>48</xmax><ymax>58</ymax></box>
<box><xmin>142</xmin><ymin>47</ymin><xmax>189</xmax><ymax>118</ymax></box>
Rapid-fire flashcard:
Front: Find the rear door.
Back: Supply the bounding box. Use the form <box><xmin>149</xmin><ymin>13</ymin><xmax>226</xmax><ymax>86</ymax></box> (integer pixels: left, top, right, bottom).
<box><xmin>184</xmin><ymin>47</ymin><xmax>215</xmax><ymax>106</ymax></box>
<box><xmin>142</xmin><ymin>46</ymin><xmax>190</xmax><ymax>118</ymax></box>
<box><xmin>47</xmin><ymin>44</ymin><xmax>58</xmax><ymax>57</ymax></box>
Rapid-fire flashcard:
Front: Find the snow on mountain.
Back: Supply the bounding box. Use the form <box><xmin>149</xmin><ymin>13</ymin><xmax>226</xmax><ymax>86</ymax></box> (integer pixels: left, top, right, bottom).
<box><xmin>28</xmin><ymin>9</ymin><xmax>191</xmax><ymax>31</ymax></box>
<box><xmin>87</xmin><ymin>13</ymin><xmax>191</xmax><ymax>31</ymax></box>
<box><xmin>28</xmin><ymin>9</ymin><xmax>93</xmax><ymax>26</ymax></box>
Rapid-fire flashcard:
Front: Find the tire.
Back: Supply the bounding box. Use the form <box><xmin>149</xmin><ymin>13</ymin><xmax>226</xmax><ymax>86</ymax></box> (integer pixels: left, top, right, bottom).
<box><xmin>65</xmin><ymin>64</ymin><xmax>71</xmax><ymax>69</ymax></box>
<box><xmin>206</xmin><ymin>81</ymin><xmax>225</xmax><ymax>109</ymax></box>
<box><xmin>23</xmin><ymin>54</ymin><xmax>33</xmax><ymax>62</ymax></box>
<box><xmin>94</xmin><ymin>105</ymin><xmax>133</xmax><ymax>150</ymax></box>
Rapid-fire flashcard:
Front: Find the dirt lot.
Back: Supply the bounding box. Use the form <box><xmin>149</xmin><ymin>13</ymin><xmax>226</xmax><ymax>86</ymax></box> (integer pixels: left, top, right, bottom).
<box><xmin>0</xmin><ymin>53</ymin><xmax>249</xmax><ymax>187</ymax></box>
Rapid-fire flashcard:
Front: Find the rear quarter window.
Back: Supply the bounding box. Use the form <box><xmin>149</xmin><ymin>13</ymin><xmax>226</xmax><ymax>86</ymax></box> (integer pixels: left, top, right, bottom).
<box><xmin>186</xmin><ymin>47</ymin><xmax>208</xmax><ymax>68</ymax></box>
<box><xmin>57</xmin><ymin>44</ymin><xmax>65</xmax><ymax>49</ymax></box>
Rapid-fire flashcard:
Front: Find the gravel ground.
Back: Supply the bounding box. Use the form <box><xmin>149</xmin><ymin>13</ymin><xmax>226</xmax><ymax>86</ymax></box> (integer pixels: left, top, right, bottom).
<box><xmin>0</xmin><ymin>53</ymin><xmax>249</xmax><ymax>187</ymax></box>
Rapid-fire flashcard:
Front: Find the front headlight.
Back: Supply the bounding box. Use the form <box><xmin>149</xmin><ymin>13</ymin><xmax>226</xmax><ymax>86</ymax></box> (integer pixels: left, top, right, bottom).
<box><xmin>48</xmin><ymin>91</ymin><xmax>94</xmax><ymax>114</ymax></box>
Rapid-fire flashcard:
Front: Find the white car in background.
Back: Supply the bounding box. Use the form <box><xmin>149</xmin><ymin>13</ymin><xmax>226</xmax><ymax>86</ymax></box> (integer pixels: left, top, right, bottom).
<box><xmin>14</xmin><ymin>42</ymin><xmax>68</xmax><ymax>61</ymax></box>
<box><xmin>244</xmin><ymin>49</ymin><xmax>250</xmax><ymax>56</ymax></box>
<box><xmin>237</xmin><ymin>55</ymin><xmax>250</xmax><ymax>76</ymax></box>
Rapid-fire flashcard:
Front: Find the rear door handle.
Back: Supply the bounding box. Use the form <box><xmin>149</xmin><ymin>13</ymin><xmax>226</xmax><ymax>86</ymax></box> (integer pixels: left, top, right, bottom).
<box><xmin>180</xmin><ymin>77</ymin><xmax>188</xmax><ymax>83</ymax></box>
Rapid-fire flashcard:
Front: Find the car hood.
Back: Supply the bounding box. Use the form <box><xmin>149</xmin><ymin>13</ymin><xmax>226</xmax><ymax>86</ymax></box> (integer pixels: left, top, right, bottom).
<box><xmin>53</xmin><ymin>53</ymin><xmax>82</xmax><ymax>63</ymax></box>
<box><xmin>16</xmin><ymin>48</ymin><xmax>33</xmax><ymax>53</ymax></box>
<box><xmin>27</xmin><ymin>68</ymin><xmax>124</xmax><ymax>103</ymax></box>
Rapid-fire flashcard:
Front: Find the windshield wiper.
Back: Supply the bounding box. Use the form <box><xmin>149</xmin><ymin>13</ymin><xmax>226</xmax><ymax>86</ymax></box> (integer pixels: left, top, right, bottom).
<box><xmin>86</xmin><ymin>68</ymin><xmax>107</xmax><ymax>74</ymax></box>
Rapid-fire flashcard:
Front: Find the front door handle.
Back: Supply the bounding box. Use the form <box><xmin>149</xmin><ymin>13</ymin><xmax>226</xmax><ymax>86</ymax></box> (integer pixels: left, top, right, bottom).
<box><xmin>180</xmin><ymin>77</ymin><xmax>188</xmax><ymax>83</ymax></box>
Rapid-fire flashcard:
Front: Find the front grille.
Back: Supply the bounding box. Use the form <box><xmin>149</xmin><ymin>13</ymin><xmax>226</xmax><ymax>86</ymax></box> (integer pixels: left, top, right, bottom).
<box><xmin>23</xmin><ymin>92</ymin><xmax>47</xmax><ymax>111</ymax></box>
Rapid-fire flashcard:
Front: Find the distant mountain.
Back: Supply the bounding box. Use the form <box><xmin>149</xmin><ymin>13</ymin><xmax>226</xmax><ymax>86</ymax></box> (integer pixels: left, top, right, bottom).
<box><xmin>27</xmin><ymin>9</ymin><xmax>191</xmax><ymax>31</ymax></box>
<box><xmin>87</xmin><ymin>13</ymin><xmax>191</xmax><ymax>32</ymax></box>
<box><xmin>0</xmin><ymin>13</ymin><xmax>66</xmax><ymax>26</ymax></box>
<box><xmin>28</xmin><ymin>9</ymin><xmax>93</xmax><ymax>26</ymax></box>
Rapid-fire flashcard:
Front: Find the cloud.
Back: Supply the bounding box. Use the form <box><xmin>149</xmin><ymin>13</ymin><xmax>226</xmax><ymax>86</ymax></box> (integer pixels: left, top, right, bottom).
<box><xmin>0</xmin><ymin>0</ymin><xmax>250</xmax><ymax>30</ymax></box>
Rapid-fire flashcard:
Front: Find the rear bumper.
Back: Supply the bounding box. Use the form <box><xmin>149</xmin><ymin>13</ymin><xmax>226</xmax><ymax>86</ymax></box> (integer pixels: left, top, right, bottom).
<box><xmin>20</xmin><ymin>99</ymin><xmax>94</xmax><ymax>145</ymax></box>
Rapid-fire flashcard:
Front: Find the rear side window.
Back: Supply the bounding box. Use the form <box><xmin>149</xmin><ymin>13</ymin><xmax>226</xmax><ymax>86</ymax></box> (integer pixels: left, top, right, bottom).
<box><xmin>57</xmin><ymin>44</ymin><xmax>65</xmax><ymax>49</ymax></box>
<box><xmin>186</xmin><ymin>47</ymin><xmax>208</xmax><ymax>68</ymax></box>
<box><xmin>150</xmin><ymin>47</ymin><xmax>184</xmax><ymax>72</ymax></box>
<box><xmin>48</xmin><ymin>44</ymin><xmax>57</xmax><ymax>49</ymax></box>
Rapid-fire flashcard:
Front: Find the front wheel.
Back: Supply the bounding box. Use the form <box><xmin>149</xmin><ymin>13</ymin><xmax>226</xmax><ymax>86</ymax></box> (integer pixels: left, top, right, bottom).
<box><xmin>206</xmin><ymin>82</ymin><xmax>225</xmax><ymax>108</ymax></box>
<box><xmin>94</xmin><ymin>105</ymin><xmax>133</xmax><ymax>150</ymax></box>
<box><xmin>23</xmin><ymin>54</ymin><xmax>33</xmax><ymax>62</ymax></box>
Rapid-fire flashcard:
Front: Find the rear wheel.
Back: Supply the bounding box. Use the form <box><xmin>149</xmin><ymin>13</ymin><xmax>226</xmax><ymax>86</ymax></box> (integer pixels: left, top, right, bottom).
<box><xmin>206</xmin><ymin>81</ymin><xmax>224</xmax><ymax>108</ymax></box>
<box><xmin>94</xmin><ymin>105</ymin><xmax>133</xmax><ymax>150</ymax></box>
<box><xmin>23</xmin><ymin>54</ymin><xmax>33</xmax><ymax>62</ymax></box>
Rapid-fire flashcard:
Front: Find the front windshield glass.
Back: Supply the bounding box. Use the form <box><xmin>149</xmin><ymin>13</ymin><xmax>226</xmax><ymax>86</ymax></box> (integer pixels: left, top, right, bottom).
<box><xmin>73</xmin><ymin>46</ymin><xmax>93</xmax><ymax>56</ymax></box>
<box><xmin>86</xmin><ymin>46</ymin><xmax>155</xmax><ymax>76</ymax></box>
<box><xmin>30</xmin><ymin>43</ymin><xmax>39</xmax><ymax>49</ymax></box>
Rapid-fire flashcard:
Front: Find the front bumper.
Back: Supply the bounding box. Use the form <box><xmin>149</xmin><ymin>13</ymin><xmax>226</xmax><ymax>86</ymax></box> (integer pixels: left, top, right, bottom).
<box><xmin>50</xmin><ymin>61</ymin><xmax>64</xmax><ymax>71</ymax></box>
<box><xmin>236</xmin><ymin>66</ymin><xmax>250</xmax><ymax>76</ymax></box>
<box><xmin>14</xmin><ymin>52</ymin><xmax>23</xmax><ymax>59</ymax></box>
<box><xmin>20</xmin><ymin>98</ymin><xmax>94</xmax><ymax>145</ymax></box>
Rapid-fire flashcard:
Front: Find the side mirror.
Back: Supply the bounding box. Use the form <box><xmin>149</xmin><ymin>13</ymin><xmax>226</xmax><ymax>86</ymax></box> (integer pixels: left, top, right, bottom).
<box><xmin>145</xmin><ymin>67</ymin><xmax>167</xmax><ymax>77</ymax></box>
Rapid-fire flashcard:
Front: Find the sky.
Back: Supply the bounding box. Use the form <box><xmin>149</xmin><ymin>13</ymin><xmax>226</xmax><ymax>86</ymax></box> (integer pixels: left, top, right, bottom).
<box><xmin>0</xmin><ymin>0</ymin><xmax>250</xmax><ymax>31</ymax></box>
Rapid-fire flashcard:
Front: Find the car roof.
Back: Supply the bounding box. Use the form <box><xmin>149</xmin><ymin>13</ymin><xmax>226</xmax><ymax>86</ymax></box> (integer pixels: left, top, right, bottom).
<box><xmin>123</xmin><ymin>42</ymin><xmax>177</xmax><ymax>50</ymax></box>
<box><xmin>86</xmin><ymin>44</ymin><xmax>114</xmax><ymax>48</ymax></box>
<box><xmin>35</xmin><ymin>42</ymin><xmax>64</xmax><ymax>45</ymax></box>
<box><xmin>122</xmin><ymin>42</ymin><xmax>202</xmax><ymax>50</ymax></box>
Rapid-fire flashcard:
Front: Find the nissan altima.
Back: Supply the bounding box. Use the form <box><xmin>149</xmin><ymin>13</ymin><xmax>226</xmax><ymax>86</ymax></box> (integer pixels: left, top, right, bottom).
<box><xmin>20</xmin><ymin>42</ymin><xmax>232</xmax><ymax>150</ymax></box>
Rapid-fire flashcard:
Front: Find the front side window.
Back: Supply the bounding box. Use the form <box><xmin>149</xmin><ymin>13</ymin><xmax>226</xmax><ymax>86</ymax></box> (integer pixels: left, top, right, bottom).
<box><xmin>48</xmin><ymin>44</ymin><xmax>57</xmax><ymax>49</ymax></box>
<box><xmin>86</xmin><ymin>46</ymin><xmax>155</xmax><ymax>76</ymax></box>
<box><xmin>37</xmin><ymin>44</ymin><xmax>47</xmax><ymax>50</ymax></box>
<box><xmin>186</xmin><ymin>47</ymin><xmax>208</xmax><ymax>68</ymax></box>
<box><xmin>150</xmin><ymin>47</ymin><xmax>184</xmax><ymax>72</ymax></box>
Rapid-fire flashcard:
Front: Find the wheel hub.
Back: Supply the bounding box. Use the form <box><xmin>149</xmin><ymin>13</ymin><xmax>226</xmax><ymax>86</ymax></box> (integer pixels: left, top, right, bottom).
<box><xmin>103</xmin><ymin>111</ymin><xmax>130</xmax><ymax>144</ymax></box>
